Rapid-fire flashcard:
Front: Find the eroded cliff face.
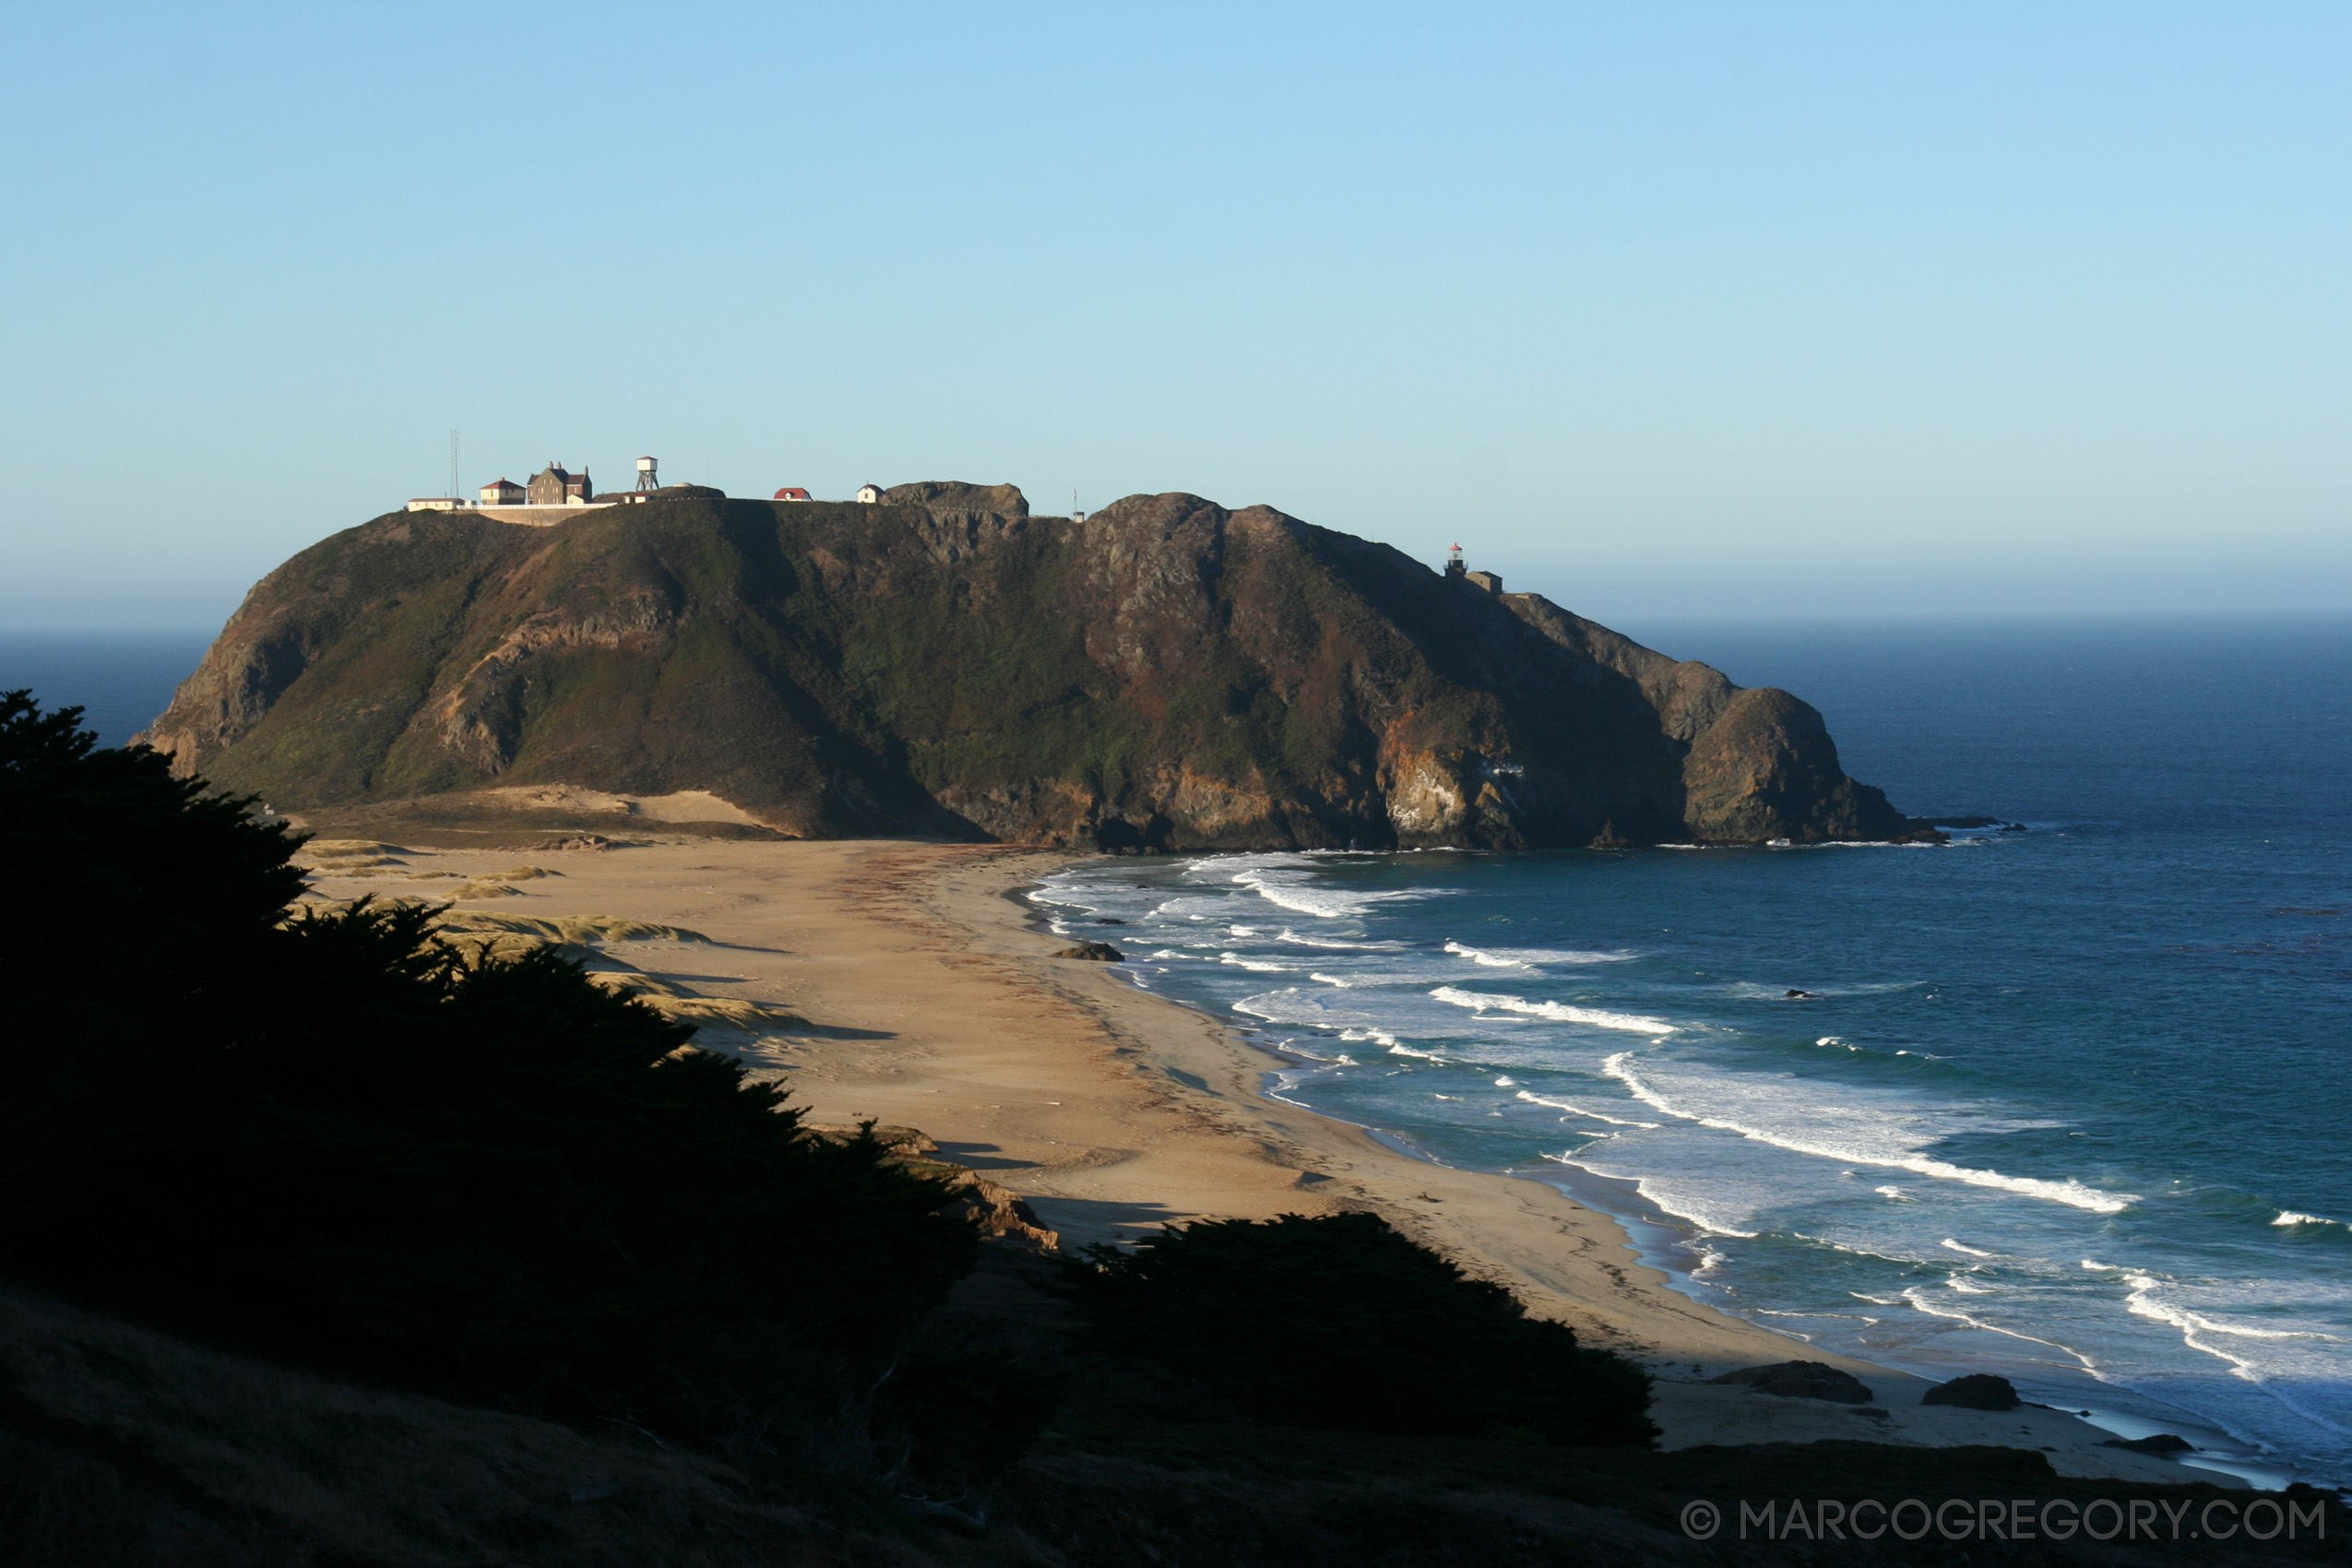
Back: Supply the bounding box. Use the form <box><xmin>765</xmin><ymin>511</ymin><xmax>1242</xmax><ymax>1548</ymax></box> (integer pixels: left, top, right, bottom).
<box><xmin>141</xmin><ymin>489</ymin><xmax>1915</xmax><ymax>848</ymax></box>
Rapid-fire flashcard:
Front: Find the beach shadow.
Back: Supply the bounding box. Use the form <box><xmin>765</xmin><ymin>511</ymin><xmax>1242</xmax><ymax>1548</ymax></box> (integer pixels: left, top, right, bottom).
<box><xmin>931</xmin><ymin>1140</ymin><xmax>1042</xmax><ymax>1170</ymax></box>
<box><xmin>1019</xmin><ymin>1194</ymin><xmax>1187</xmax><ymax>1246</ymax></box>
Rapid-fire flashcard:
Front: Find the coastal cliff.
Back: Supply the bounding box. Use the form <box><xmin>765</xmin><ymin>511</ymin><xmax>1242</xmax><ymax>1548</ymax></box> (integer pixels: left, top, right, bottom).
<box><xmin>143</xmin><ymin>485</ymin><xmax>1918</xmax><ymax>848</ymax></box>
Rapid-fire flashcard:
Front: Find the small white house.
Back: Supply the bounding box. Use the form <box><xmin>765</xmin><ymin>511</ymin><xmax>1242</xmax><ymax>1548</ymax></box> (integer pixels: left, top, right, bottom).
<box><xmin>856</xmin><ymin>483</ymin><xmax>884</xmax><ymax>505</ymax></box>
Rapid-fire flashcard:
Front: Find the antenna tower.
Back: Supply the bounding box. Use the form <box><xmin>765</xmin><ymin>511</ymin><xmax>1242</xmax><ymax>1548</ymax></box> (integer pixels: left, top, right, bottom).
<box><xmin>448</xmin><ymin>428</ymin><xmax>458</xmax><ymax>499</ymax></box>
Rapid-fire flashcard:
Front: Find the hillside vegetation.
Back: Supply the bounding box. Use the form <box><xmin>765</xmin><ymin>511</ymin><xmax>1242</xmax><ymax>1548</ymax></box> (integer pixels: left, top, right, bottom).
<box><xmin>143</xmin><ymin>487</ymin><xmax>1918</xmax><ymax>847</ymax></box>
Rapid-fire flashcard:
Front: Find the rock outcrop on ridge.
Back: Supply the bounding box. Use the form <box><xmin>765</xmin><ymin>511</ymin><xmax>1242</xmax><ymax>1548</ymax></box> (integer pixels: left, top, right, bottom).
<box><xmin>142</xmin><ymin>486</ymin><xmax>1920</xmax><ymax>849</ymax></box>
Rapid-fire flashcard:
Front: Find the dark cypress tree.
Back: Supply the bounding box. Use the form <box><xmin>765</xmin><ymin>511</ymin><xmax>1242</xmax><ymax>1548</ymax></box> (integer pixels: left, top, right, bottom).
<box><xmin>1063</xmin><ymin>1210</ymin><xmax>1657</xmax><ymax>1446</ymax></box>
<box><xmin>0</xmin><ymin>692</ymin><xmax>976</xmax><ymax>1446</ymax></box>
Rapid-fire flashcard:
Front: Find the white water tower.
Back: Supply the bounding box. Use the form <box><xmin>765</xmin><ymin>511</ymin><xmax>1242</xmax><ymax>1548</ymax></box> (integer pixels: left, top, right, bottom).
<box><xmin>635</xmin><ymin>456</ymin><xmax>659</xmax><ymax>492</ymax></box>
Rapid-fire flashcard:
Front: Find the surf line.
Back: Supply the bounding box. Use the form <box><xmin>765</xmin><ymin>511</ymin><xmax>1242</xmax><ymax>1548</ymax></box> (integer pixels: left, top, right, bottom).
<box><xmin>1601</xmin><ymin>1053</ymin><xmax>2136</xmax><ymax>1215</ymax></box>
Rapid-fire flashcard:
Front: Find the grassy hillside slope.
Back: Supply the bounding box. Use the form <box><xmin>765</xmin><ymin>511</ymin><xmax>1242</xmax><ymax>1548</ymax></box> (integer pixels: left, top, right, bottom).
<box><xmin>146</xmin><ymin>490</ymin><xmax>1913</xmax><ymax>848</ymax></box>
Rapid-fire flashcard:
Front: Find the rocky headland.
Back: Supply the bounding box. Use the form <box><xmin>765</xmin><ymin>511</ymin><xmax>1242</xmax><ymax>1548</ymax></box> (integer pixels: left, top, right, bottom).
<box><xmin>144</xmin><ymin>482</ymin><xmax>1926</xmax><ymax>849</ymax></box>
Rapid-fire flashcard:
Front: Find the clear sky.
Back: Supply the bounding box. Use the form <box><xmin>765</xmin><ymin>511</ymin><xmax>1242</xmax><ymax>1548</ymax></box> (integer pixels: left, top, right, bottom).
<box><xmin>3</xmin><ymin>2</ymin><xmax>2345</xmax><ymax>630</ymax></box>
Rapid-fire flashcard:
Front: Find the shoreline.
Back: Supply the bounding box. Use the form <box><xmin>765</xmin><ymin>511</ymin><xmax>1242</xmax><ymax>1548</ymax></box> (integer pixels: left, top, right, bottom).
<box><xmin>295</xmin><ymin>832</ymin><xmax>2218</xmax><ymax>1486</ymax></box>
<box><xmin>1011</xmin><ymin>859</ymin><xmax>2287</xmax><ymax>1491</ymax></box>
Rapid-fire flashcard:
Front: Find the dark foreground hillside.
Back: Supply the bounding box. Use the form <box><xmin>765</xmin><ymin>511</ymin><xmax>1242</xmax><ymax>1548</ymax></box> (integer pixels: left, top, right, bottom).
<box><xmin>144</xmin><ymin>483</ymin><xmax>1918</xmax><ymax>849</ymax></box>
<box><xmin>10</xmin><ymin>1277</ymin><xmax>2346</xmax><ymax>1568</ymax></box>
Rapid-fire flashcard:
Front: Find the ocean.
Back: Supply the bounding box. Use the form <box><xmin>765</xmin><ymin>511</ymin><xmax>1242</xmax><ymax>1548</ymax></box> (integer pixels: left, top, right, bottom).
<box><xmin>0</xmin><ymin>631</ymin><xmax>214</xmax><ymax>748</ymax></box>
<box><xmin>1031</xmin><ymin>613</ymin><xmax>2352</xmax><ymax>1491</ymax></box>
<box><xmin>9</xmin><ymin>615</ymin><xmax>2348</xmax><ymax>1489</ymax></box>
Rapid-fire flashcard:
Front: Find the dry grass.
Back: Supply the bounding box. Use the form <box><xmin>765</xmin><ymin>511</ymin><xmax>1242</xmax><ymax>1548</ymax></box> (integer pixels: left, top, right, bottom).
<box><xmin>302</xmin><ymin>839</ymin><xmax>405</xmax><ymax>858</ymax></box>
<box><xmin>652</xmin><ymin>995</ymin><xmax>806</xmax><ymax>1033</ymax></box>
<box><xmin>290</xmin><ymin>905</ymin><xmax>784</xmax><ymax>1047</ymax></box>
<box><xmin>580</xmin><ymin>968</ymin><xmax>805</xmax><ymax>1037</ymax></box>
<box><xmin>301</xmin><ymin>854</ymin><xmax>406</xmax><ymax>872</ymax></box>
<box><xmin>586</xmin><ymin>970</ymin><xmax>691</xmax><ymax>999</ymax></box>
<box><xmin>432</xmin><ymin>910</ymin><xmax>713</xmax><ymax>946</ymax></box>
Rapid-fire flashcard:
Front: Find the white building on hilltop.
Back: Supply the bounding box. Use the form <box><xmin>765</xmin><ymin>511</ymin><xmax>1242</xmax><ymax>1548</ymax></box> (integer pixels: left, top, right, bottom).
<box><xmin>406</xmin><ymin>456</ymin><xmax>723</xmax><ymax>525</ymax></box>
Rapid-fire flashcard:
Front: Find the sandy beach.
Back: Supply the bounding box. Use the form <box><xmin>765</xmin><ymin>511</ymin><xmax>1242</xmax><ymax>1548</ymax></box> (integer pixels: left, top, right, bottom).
<box><xmin>299</xmin><ymin>831</ymin><xmax>2211</xmax><ymax>1486</ymax></box>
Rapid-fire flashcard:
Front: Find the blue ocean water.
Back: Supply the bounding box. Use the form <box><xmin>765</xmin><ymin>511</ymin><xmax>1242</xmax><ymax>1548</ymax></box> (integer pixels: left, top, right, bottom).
<box><xmin>1034</xmin><ymin>613</ymin><xmax>2352</xmax><ymax>1490</ymax></box>
<box><xmin>0</xmin><ymin>631</ymin><xmax>213</xmax><ymax>747</ymax></box>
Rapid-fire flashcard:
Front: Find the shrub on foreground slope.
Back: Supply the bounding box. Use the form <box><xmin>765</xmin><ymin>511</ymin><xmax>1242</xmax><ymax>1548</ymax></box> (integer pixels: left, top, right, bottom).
<box><xmin>1063</xmin><ymin>1210</ymin><xmax>1657</xmax><ymax>1447</ymax></box>
<box><xmin>0</xmin><ymin>692</ymin><xmax>975</xmax><ymax>1449</ymax></box>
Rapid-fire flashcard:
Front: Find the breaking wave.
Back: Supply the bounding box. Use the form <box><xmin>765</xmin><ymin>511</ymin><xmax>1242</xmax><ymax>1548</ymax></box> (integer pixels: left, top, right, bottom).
<box><xmin>1602</xmin><ymin>1053</ymin><xmax>2135</xmax><ymax>1214</ymax></box>
<box><xmin>1430</xmin><ymin>985</ymin><xmax>1676</xmax><ymax>1035</ymax></box>
<box><xmin>1443</xmin><ymin>940</ymin><xmax>1637</xmax><ymax>968</ymax></box>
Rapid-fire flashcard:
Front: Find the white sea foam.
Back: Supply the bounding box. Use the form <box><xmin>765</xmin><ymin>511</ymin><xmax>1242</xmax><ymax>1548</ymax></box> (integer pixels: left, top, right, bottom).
<box><xmin>1430</xmin><ymin>985</ymin><xmax>1676</xmax><ymax>1035</ymax></box>
<box><xmin>1493</xmin><ymin>1075</ymin><xmax>1515</xmax><ymax>1087</ymax></box>
<box><xmin>1444</xmin><ymin>939</ymin><xmax>1526</xmax><ymax>968</ymax></box>
<box><xmin>1443</xmin><ymin>939</ymin><xmax>1633</xmax><ymax>968</ymax></box>
<box><xmin>1309</xmin><ymin>972</ymin><xmax>1351</xmax><ymax>987</ymax></box>
<box><xmin>1895</xmin><ymin>1286</ymin><xmax>2096</xmax><ymax>1361</ymax></box>
<box><xmin>1942</xmin><ymin>1239</ymin><xmax>1998</xmax><ymax>1258</ymax></box>
<box><xmin>2124</xmin><ymin>1277</ymin><xmax>2350</xmax><ymax>1346</ymax></box>
<box><xmin>1199</xmin><ymin>853</ymin><xmax>1433</xmax><ymax>921</ymax></box>
<box><xmin>1218</xmin><ymin>952</ymin><xmax>1295</xmax><ymax>972</ymax></box>
<box><xmin>1275</xmin><ymin>928</ymin><xmax>1405</xmax><ymax>950</ymax></box>
<box><xmin>2120</xmin><ymin>1277</ymin><xmax>2352</xmax><ymax>1439</ymax></box>
<box><xmin>2275</xmin><ymin>1211</ymin><xmax>2350</xmax><ymax>1229</ymax></box>
<box><xmin>1149</xmin><ymin>896</ymin><xmax>1238</xmax><ymax>922</ymax></box>
<box><xmin>1514</xmin><ymin>1090</ymin><xmax>1659</xmax><ymax>1128</ymax></box>
<box><xmin>1601</xmin><ymin>1052</ymin><xmax>2135</xmax><ymax>1213</ymax></box>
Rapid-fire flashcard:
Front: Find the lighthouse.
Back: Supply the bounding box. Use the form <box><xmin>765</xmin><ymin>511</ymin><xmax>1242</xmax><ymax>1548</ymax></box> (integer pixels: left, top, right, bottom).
<box><xmin>1444</xmin><ymin>543</ymin><xmax>1503</xmax><ymax>595</ymax></box>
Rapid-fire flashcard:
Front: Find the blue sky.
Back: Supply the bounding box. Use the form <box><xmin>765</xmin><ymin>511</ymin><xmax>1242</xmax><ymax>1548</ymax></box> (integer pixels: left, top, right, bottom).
<box><xmin>2</xmin><ymin>3</ymin><xmax>2345</xmax><ymax>628</ymax></box>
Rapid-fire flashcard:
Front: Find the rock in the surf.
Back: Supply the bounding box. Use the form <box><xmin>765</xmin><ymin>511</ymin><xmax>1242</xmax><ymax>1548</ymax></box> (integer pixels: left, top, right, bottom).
<box><xmin>1921</xmin><ymin>1372</ymin><xmax>2022</xmax><ymax>1410</ymax></box>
